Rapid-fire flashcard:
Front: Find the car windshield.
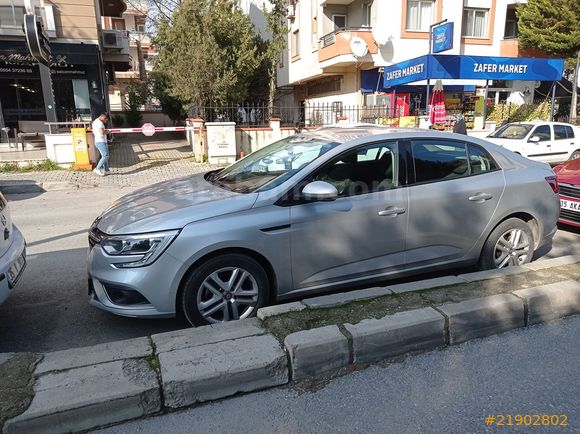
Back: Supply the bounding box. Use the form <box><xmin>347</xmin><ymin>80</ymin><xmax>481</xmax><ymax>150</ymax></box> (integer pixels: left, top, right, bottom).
<box><xmin>207</xmin><ymin>134</ymin><xmax>340</xmax><ymax>193</ymax></box>
<box><xmin>488</xmin><ymin>123</ymin><xmax>534</xmax><ymax>140</ymax></box>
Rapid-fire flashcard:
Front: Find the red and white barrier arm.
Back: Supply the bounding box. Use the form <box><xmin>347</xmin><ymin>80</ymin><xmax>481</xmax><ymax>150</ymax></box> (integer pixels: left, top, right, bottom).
<box><xmin>106</xmin><ymin>126</ymin><xmax>200</xmax><ymax>134</ymax></box>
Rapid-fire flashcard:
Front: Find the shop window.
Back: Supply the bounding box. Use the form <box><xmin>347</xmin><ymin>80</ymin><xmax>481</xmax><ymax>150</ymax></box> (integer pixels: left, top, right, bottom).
<box><xmin>463</xmin><ymin>8</ymin><xmax>488</xmax><ymax>38</ymax></box>
<box><xmin>0</xmin><ymin>79</ymin><xmax>45</xmax><ymax>128</ymax></box>
<box><xmin>406</xmin><ymin>0</ymin><xmax>434</xmax><ymax>32</ymax></box>
<box><xmin>363</xmin><ymin>2</ymin><xmax>373</xmax><ymax>27</ymax></box>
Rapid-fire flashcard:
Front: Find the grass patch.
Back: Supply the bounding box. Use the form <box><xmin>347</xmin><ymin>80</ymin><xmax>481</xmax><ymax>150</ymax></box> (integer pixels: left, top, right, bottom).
<box><xmin>264</xmin><ymin>263</ymin><xmax>580</xmax><ymax>342</ymax></box>
<box><xmin>0</xmin><ymin>159</ymin><xmax>61</xmax><ymax>173</ymax></box>
<box><xmin>143</xmin><ymin>354</ymin><xmax>160</xmax><ymax>372</ymax></box>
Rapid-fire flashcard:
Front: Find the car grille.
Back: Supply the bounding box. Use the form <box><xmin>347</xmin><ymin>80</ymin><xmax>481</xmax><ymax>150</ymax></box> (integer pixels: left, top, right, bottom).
<box><xmin>560</xmin><ymin>209</ymin><xmax>580</xmax><ymax>224</ymax></box>
<box><xmin>559</xmin><ymin>184</ymin><xmax>580</xmax><ymax>200</ymax></box>
<box><xmin>88</xmin><ymin>226</ymin><xmax>106</xmax><ymax>248</ymax></box>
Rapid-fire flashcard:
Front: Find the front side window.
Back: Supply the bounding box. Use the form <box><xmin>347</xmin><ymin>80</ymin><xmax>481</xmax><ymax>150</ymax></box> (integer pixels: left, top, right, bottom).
<box><xmin>463</xmin><ymin>8</ymin><xmax>488</xmax><ymax>38</ymax></box>
<box><xmin>406</xmin><ymin>0</ymin><xmax>434</xmax><ymax>31</ymax></box>
<box><xmin>531</xmin><ymin>125</ymin><xmax>551</xmax><ymax>142</ymax></box>
<box><xmin>209</xmin><ymin>135</ymin><xmax>340</xmax><ymax>193</ymax></box>
<box><xmin>312</xmin><ymin>142</ymin><xmax>398</xmax><ymax>197</ymax></box>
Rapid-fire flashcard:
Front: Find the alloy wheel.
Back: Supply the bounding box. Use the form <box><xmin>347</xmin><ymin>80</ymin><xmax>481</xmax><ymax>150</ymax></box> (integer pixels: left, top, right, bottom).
<box><xmin>196</xmin><ymin>267</ymin><xmax>259</xmax><ymax>323</ymax></box>
<box><xmin>493</xmin><ymin>228</ymin><xmax>531</xmax><ymax>268</ymax></box>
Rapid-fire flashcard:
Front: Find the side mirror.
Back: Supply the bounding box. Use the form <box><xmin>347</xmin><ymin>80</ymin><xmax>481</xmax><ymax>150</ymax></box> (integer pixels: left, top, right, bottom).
<box><xmin>302</xmin><ymin>181</ymin><xmax>338</xmax><ymax>202</ymax></box>
<box><xmin>529</xmin><ymin>135</ymin><xmax>540</xmax><ymax>143</ymax></box>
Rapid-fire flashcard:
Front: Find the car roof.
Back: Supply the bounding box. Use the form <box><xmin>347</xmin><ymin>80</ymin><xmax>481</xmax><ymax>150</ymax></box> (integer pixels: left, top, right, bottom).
<box><xmin>503</xmin><ymin>121</ymin><xmax>574</xmax><ymax>126</ymax></box>
<box><xmin>300</xmin><ymin>126</ymin><xmax>424</xmax><ymax>144</ymax></box>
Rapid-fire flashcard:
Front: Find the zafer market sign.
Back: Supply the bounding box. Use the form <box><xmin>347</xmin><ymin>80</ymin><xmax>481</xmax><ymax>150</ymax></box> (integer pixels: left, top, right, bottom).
<box><xmin>382</xmin><ymin>54</ymin><xmax>564</xmax><ymax>88</ymax></box>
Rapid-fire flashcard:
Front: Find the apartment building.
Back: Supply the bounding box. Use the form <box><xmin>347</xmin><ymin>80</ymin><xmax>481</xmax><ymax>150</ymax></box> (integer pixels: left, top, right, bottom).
<box><xmin>278</xmin><ymin>0</ymin><xmax>555</xmax><ymax>123</ymax></box>
<box><xmin>0</xmin><ymin>0</ymin><xmax>130</xmax><ymax>130</ymax></box>
<box><xmin>102</xmin><ymin>3</ymin><xmax>155</xmax><ymax>111</ymax></box>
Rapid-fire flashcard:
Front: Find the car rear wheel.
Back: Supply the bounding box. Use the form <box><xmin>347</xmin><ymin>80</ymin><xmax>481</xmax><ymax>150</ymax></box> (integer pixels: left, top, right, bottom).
<box><xmin>570</xmin><ymin>149</ymin><xmax>580</xmax><ymax>160</ymax></box>
<box><xmin>479</xmin><ymin>218</ymin><xmax>534</xmax><ymax>270</ymax></box>
<box><xmin>181</xmin><ymin>254</ymin><xmax>269</xmax><ymax>326</ymax></box>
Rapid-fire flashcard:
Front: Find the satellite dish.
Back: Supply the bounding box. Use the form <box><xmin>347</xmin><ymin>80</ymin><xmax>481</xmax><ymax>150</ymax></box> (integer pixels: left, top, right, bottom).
<box><xmin>372</xmin><ymin>0</ymin><xmax>391</xmax><ymax>45</ymax></box>
<box><xmin>350</xmin><ymin>37</ymin><xmax>369</xmax><ymax>58</ymax></box>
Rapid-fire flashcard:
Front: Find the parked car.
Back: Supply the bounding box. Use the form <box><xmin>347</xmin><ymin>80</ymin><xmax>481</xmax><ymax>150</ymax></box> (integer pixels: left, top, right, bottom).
<box><xmin>553</xmin><ymin>157</ymin><xmax>580</xmax><ymax>227</ymax></box>
<box><xmin>0</xmin><ymin>192</ymin><xmax>26</xmax><ymax>306</ymax></box>
<box><xmin>485</xmin><ymin>121</ymin><xmax>580</xmax><ymax>164</ymax></box>
<box><xmin>88</xmin><ymin>127</ymin><xmax>560</xmax><ymax>326</ymax></box>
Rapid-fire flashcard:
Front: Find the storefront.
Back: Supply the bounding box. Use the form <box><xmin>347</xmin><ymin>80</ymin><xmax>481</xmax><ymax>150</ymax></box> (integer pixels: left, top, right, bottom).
<box><xmin>361</xmin><ymin>54</ymin><xmax>564</xmax><ymax>129</ymax></box>
<box><xmin>0</xmin><ymin>41</ymin><xmax>107</xmax><ymax>130</ymax></box>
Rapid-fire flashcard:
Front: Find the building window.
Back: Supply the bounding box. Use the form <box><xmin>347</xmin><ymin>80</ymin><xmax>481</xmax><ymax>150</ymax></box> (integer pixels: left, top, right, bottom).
<box><xmin>0</xmin><ymin>1</ymin><xmax>25</xmax><ymax>29</ymax></box>
<box><xmin>463</xmin><ymin>8</ymin><xmax>488</xmax><ymax>38</ymax></box>
<box><xmin>311</xmin><ymin>1</ymin><xmax>318</xmax><ymax>48</ymax></box>
<box><xmin>504</xmin><ymin>6</ymin><xmax>518</xmax><ymax>38</ymax></box>
<box><xmin>363</xmin><ymin>2</ymin><xmax>373</xmax><ymax>27</ymax></box>
<box><xmin>292</xmin><ymin>30</ymin><xmax>300</xmax><ymax>57</ymax></box>
<box><xmin>112</xmin><ymin>18</ymin><xmax>126</xmax><ymax>30</ymax></box>
<box><xmin>406</xmin><ymin>0</ymin><xmax>434</xmax><ymax>31</ymax></box>
<box><xmin>332</xmin><ymin>14</ymin><xmax>347</xmax><ymax>30</ymax></box>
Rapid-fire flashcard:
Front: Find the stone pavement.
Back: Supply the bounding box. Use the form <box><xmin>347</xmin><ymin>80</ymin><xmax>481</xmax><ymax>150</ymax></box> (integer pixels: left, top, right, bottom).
<box><xmin>0</xmin><ymin>136</ymin><xmax>217</xmax><ymax>188</ymax></box>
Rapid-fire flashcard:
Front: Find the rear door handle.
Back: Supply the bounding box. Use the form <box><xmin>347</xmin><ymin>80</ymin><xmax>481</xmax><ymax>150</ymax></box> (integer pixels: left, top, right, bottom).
<box><xmin>468</xmin><ymin>192</ymin><xmax>493</xmax><ymax>202</ymax></box>
<box><xmin>378</xmin><ymin>206</ymin><xmax>406</xmax><ymax>217</ymax></box>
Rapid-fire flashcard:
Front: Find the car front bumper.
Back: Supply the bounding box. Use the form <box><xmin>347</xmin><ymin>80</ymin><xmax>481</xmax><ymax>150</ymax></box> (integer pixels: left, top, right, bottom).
<box><xmin>87</xmin><ymin>241</ymin><xmax>184</xmax><ymax>318</ymax></box>
<box><xmin>0</xmin><ymin>225</ymin><xmax>26</xmax><ymax>306</ymax></box>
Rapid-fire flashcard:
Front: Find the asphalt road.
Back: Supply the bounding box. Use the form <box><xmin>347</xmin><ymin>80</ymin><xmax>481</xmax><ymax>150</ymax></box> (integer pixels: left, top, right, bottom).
<box><xmin>0</xmin><ymin>187</ymin><xmax>579</xmax><ymax>353</ymax></box>
<box><xmin>99</xmin><ymin>315</ymin><xmax>580</xmax><ymax>434</ymax></box>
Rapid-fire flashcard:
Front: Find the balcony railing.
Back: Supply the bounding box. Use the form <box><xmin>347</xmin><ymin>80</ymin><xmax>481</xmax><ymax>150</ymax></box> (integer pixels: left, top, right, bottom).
<box><xmin>318</xmin><ymin>27</ymin><xmax>377</xmax><ymax>63</ymax></box>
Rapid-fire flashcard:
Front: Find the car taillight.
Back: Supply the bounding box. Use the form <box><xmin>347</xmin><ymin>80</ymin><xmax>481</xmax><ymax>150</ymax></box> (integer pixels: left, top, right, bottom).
<box><xmin>545</xmin><ymin>176</ymin><xmax>559</xmax><ymax>194</ymax></box>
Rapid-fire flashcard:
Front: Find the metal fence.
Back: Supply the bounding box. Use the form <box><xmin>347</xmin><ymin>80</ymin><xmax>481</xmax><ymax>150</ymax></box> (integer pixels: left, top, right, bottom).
<box><xmin>195</xmin><ymin>103</ymin><xmax>401</xmax><ymax>128</ymax></box>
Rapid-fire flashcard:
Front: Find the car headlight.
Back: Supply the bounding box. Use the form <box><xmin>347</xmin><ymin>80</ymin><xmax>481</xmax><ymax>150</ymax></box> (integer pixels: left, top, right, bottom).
<box><xmin>100</xmin><ymin>230</ymin><xmax>179</xmax><ymax>268</ymax></box>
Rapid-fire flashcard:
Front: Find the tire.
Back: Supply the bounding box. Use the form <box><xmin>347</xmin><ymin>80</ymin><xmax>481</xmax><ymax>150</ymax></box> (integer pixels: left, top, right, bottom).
<box><xmin>181</xmin><ymin>254</ymin><xmax>269</xmax><ymax>327</ymax></box>
<box><xmin>569</xmin><ymin>149</ymin><xmax>580</xmax><ymax>161</ymax></box>
<box><xmin>478</xmin><ymin>218</ymin><xmax>534</xmax><ymax>271</ymax></box>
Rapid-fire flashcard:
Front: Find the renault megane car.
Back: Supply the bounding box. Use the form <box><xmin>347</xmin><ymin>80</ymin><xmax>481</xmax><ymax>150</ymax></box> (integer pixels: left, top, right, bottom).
<box><xmin>88</xmin><ymin>127</ymin><xmax>560</xmax><ymax>326</ymax></box>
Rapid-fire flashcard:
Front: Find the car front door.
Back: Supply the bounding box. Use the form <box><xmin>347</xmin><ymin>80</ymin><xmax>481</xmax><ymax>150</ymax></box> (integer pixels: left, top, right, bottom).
<box><xmin>288</xmin><ymin>140</ymin><xmax>408</xmax><ymax>292</ymax></box>
<box><xmin>526</xmin><ymin>124</ymin><xmax>558</xmax><ymax>162</ymax></box>
<box><xmin>405</xmin><ymin>139</ymin><xmax>505</xmax><ymax>268</ymax></box>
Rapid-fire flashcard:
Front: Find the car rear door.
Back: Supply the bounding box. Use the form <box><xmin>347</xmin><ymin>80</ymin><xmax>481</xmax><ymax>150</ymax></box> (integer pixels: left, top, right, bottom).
<box><xmin>289</xmin><ymin>140</ymin><xmax>408</xmax><ymax>291</ymax></box>
<box><xmin>404</xmin><ymin>139</ymin><xmax>504</xmax><ymax>268</ymax></box>
<box><xmin>552</xmin><ymin>124</ymin><xmax>575</xmax><ymax>162</ymax></box>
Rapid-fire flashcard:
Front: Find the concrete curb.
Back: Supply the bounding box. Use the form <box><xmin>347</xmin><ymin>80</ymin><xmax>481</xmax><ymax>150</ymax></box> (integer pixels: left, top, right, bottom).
<box><xmin>2</xmin><ymin>260</ymin><xmax>580</xmax><ymax>433</ymax></box>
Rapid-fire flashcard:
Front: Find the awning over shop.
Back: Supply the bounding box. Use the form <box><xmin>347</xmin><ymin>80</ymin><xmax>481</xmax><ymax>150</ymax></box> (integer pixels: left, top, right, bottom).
<box><xmin>376</xmin><ymin>54</ymin><xmax>564</xmax><ymax>89</ymax></box>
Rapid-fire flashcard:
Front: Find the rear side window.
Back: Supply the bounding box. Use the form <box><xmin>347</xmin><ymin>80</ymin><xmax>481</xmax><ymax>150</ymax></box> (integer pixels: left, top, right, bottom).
<box><xmin>411</xmin><ymin>140</ymin><xmax>499</xmax><ymax>184</ymax></box>
<box><xmin>554</xmin><ymin>125</ymin><xmax>567</xmax><ymax>140</ymax></box>
<box><xmin>531</xmin><ymin>125</ymin><xmax>551</xmax><ymax>142</ymax></box>
<box><xmin>565</xmin><ymin>126</ymin><xmax>575</xmax><ymax>139</ymax></box>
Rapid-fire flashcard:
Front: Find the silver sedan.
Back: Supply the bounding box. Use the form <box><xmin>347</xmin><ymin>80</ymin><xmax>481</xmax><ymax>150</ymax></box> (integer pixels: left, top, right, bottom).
<box><xmin>88</xmin><ymin>127</ymin><xmax>560</xmax><ymax>326</ymax></box>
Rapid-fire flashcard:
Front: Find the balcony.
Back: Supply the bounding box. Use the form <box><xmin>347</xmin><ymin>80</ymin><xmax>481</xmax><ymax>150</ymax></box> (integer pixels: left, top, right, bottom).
<box><xmin>318</xmin><ymin>28</ymin><xmax>377</xmax><ymax>69</ymax></box>
<box><xmin>320</xmin><ymin>0</ymin><xmax>357</xmax><ymax>5</ymax></box>
<box><xmin>99</xmin><ymin>0</ymin><xmax>127</xmax><ymax>18</ymax></box>
<box><xmin>499</xmin><ymin>39</ymin><xmax>551</xmax><ymax>58</ymax></box>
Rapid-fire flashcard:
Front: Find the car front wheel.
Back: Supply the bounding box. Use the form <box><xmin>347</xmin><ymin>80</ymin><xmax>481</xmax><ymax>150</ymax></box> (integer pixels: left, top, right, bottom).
<box><xmin>569</xmin><ymin>149</ymin><xmax>580</xmax><ymax>161</ymax></box>
<box><xmin>181</xmin><ymin>253</ymin><xmax>269</xmax><ymax>326</ymax></box>
<box><xmin>479</xmin><ymin>218</ymin><xmax>534</xmax><ymax>270</ymax></box>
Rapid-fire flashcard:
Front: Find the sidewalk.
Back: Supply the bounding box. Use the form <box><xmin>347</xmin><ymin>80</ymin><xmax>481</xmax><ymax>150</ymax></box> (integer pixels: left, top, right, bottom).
<box><xmin>0</xmin><ymin>136</ymin><xmax>217</xmax><ymax>189</ymax></box>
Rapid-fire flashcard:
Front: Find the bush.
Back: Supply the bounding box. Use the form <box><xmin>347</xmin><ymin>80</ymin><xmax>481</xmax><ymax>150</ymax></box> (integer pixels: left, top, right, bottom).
<box><xmin>111</xmin><ymin>113</ymin><xmax>124</xmax><ymax>127</ymax></box>
<box><xmin>486</xmin><ymin>101</ymin><xmax>552</xmax><ymax>124</ymax></box>
<box><xmin>124</xmin><ymin>110</ymin><xmax>143</xmax><ymax>127</ymax></box>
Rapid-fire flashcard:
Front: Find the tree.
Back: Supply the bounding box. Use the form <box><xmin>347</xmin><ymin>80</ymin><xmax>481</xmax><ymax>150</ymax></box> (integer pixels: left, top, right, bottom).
<box><xmin>124</xmin><ymin>81</ymin><xmax>151</xmax><ymax>126</ymax></box>
<box><xmin>517</xmin><ymin>0</ymin><xmax>580</xmax><ymax>120</ymax></box>
<box><xmin>153</xmin><ymin>0</ymin><xmax>262</xmax><ymax>113</ymax></box>
<box><xmin>150</xmin><ymin>71</ymin><xmax>187</xmax><ymax>124</ymax></box>
<box><xmin>263</xmin><ymin>0</ymin><xmax>288</xmax><ymax>110</ymax></box>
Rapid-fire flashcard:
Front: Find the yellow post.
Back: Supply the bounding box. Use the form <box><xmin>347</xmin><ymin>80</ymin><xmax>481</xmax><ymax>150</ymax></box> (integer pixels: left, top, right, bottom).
<box><xmin>71</xmin><ymin>128</ymin><xmax>92</xmax><ymax>170</ymax></box>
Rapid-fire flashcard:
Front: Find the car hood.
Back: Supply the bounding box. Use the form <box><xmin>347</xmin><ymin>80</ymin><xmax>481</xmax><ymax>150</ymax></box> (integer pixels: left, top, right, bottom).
<box><xmin>555</xmin><ymin>158</ymin><xmax>580</xmax><ymax>186</ymax></box>
<box><xmin>484</xmin><ymin>137</ymin><xmax>520</xmax><ymax>149</ymax></box>
<box><xmin>95</xmin><ymin>173</ymin><xmax>258</xmax><ymax>234</ymax></box>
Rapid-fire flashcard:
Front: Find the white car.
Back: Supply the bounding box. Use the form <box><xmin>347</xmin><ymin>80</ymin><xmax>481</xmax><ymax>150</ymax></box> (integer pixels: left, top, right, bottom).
<box><xmin>485</xmin><ymin>121</ymin><xmax>580</xmax><ymax>164</ymax></box>
<box><xmin>0</xmin><ymin>192</ymin><xmax>26</xmax><ymax>305</ymax></box>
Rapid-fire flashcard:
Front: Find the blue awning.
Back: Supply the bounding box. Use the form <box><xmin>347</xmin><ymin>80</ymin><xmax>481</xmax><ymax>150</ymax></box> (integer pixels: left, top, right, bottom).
<box><xmin>379</xmin><ymin>54</ymin><xmax>564</xmax><ymax>88</ymax></box>
<box><xmin>361</xmin><ymin>68</ymin><xmax>475</xmax><ymax>93</ymax></box>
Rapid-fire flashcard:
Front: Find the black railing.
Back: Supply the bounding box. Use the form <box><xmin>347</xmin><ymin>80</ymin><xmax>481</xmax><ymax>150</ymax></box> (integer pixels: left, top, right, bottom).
<box><xmin>195</xmin><ymin>103</ymin><xmax>401</xmax><ymax>128</ymax></box>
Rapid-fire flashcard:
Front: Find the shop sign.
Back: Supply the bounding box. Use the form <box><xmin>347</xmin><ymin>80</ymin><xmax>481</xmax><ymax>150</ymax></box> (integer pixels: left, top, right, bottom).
<box><xmin>383</xmin><ymin>54</ymin><xmax>564</xmax><ymax>87</ymax></box>
<box><xmin>24</xmin><ymin>14</ymin><xmax>51</xmax><ymax>66</ymax></box>
<box><xmin>432</xmin><ymin>22</ymin><xmax>454</xmax><ymax>54</ymax></box>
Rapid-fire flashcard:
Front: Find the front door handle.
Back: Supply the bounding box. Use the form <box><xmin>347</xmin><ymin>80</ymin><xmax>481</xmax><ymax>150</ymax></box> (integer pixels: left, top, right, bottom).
<box><xmin>468</xmin><ymin>192</ymin><xmax>493</xmax><ymax>202</ymax></box>
<box><xmin>378</xmin><ymin>206</ymin><xmax>406</xmax><ymax>217</ymax></box>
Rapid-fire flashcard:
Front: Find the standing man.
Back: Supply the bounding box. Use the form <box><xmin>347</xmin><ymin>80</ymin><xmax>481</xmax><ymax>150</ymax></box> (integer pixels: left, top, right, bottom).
<box><xmin>92</xmin><ymin>113</ymin><xmax>110</xmax><ymax>176</ymax></box>
<box><xmin>453</xmin><ymin>112</ymin><xmax>468</xmax><ymax>135</ymax></box>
